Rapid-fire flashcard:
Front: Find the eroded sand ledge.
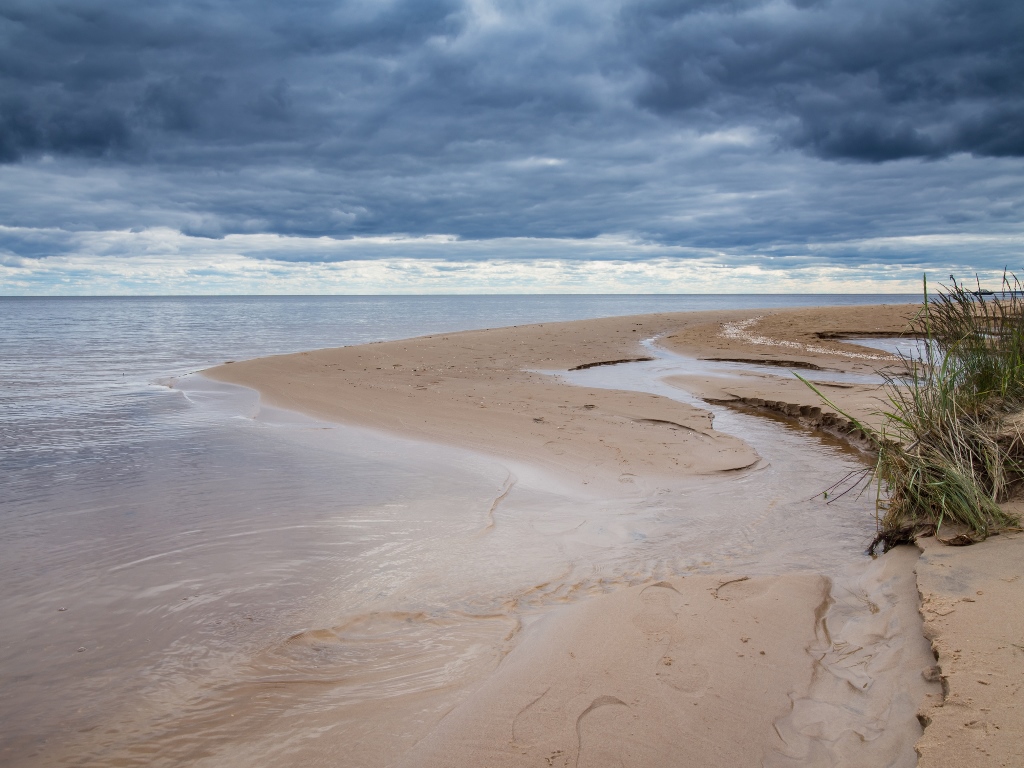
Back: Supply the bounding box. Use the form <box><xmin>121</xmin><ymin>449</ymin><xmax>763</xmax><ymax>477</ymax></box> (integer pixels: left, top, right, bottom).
<box><xmin>208</xmin><ymin>304</ymin><xmax>1022</xmax><ymax>767</ymax></box>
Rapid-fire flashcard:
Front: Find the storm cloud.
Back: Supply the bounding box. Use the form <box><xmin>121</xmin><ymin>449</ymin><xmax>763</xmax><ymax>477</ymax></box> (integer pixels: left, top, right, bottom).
<box><xmin>0</xmin><ymin>0</ymin><xmax>1021</xmax><ymax>291</ymax></box>
<box><xmin>628</xmin><ymin>0</ymin><xmax>1024</xmax><ymax>161</ymax></box>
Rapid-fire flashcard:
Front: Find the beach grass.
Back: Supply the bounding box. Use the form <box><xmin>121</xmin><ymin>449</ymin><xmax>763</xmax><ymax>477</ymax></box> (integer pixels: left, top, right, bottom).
<box><xmin>805</xmin><ymin>273</ymin><xmax>1024</xmax><ymax>551</ymax></box>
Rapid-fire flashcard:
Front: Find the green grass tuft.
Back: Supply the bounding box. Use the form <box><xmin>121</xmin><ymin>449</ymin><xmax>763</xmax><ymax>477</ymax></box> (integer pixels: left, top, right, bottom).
<box><xmin>804</xmin><ymin>272</ymin><xmax>1024</xmax><ymax>551</ymax></box>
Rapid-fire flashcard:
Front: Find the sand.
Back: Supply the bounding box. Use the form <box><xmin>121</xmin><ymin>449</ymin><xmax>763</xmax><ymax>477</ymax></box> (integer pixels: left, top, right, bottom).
<box><xmin>399</xmin><ymin>548</ymin><xmax>937</xmax><ymax>768</ymax></box>
<box><xmin>207</xmin><ymin>303</ymin><xmax>1023</xmax><ymax>767</ymax></box>
<box><xmin>209</xmin><ymin>312</ymin><xmax>763</xmax><ymax>491</ymax></box>
<box><xmin>914</xmin><ymin>522</ymin><xmax>1024</xmax><ymax>768</ymax></box>
<box><xmin>659</xmin><ymin>303</ymin><xmax>916</xmax><ymax>433</ymax></box>
<box><xmin>205</xmin><ymin>305</ymin><xmax>913</xmax><ymax>488</ymax></box>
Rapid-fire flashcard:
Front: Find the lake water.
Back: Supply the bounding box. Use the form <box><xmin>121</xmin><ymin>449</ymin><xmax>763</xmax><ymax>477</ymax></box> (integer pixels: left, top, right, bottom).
<box><xmin>1</xmin><ymin>295</ymin><xmax>917</xmax><ymax>767</ymax></box>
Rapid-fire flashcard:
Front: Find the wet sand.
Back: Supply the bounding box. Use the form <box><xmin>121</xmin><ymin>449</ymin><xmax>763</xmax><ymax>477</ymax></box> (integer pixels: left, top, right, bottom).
<box><xmin>209</xmin><ymin>303</ymin><xmax>1023</xmax><ymax>767</ymax></box>
<box><xmin>399</xmin><ymin>548</ymin><xmax>935</xmax><ymax>768</ymax></box>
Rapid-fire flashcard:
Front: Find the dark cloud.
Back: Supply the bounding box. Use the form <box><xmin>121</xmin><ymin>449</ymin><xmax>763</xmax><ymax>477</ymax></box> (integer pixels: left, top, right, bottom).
<box><xmin>3</xmin><ymin>1</ymin><xmax>1021</xmax><ymax>164</ymax></box>
<box><xmin>0</xmin><ymin>0</ymin><xmax>1021</xmax><ymax>266</ymax></box>
<box><xmin>0</xmin><ymin>0</ymin><xmax>466</xmax><ymax>159</ymax></box>
<box><xmin>0</xmin><ymin>95</ymin><xmax>130</xmax><ymax>161</ymax></box>
<box><xmin>626</xmin><ymin>0</ymin><xmax>1024</xmax><ymax>161</ymax></box>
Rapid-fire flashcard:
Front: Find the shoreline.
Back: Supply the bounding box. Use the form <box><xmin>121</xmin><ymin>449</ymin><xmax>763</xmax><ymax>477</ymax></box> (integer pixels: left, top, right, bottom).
<box><xmin>204</xmin><ymin>305</ymin><xmax>909</xmax><ymax>489</ymax></box>
<box><xmin>207</xmin><ymin>304</ymin><xmax>1021</xmax><ymax>767</ymax></box>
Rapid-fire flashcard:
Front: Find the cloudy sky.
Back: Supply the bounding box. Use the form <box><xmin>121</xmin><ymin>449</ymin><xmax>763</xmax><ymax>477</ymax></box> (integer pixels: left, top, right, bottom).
<box><xmin>1</xmin><ymin>0</ymin><xmax>1022</xmax><ymax>293</ymax></box>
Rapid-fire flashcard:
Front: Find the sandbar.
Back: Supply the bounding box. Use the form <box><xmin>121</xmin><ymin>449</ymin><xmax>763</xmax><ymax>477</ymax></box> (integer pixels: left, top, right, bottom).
<box><xmin>208</xmin><ymin>303</ymin><xmax>1022</xmax><ymax>767</ymax></box>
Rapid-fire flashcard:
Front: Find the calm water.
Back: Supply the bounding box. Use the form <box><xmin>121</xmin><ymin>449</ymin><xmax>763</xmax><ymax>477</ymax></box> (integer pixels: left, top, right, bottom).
<box><xmin>0</xmin><ymin>295</ymin><xmax>917</xmax><ymax>767</ymax></box>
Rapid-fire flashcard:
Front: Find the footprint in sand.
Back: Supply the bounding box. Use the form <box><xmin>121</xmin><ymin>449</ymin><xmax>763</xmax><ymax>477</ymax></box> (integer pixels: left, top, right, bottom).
<box><xmin>713</xmin><ymin>576</ymin><xmax>770</xmax><ymax>601</ymax></box>
<box><xmin>631</xmin><ymin>582</ymin><xmax>712</xmax><ymax>696</ymax></box>
<box><xmin>631</xmin><ymin>582</ymin><xmax>680</xmax><ymax>633</ymax></box>
<box><xmin>575</xmin><ymin>695</ymin><xmax>631</xmax><ymax>768</ymax></box>
<box><xmin>511</xmin><ymin>687</ymin><xmax>562</xmax><ymax>748</ymax></box>
<box><xmin>511</xmin><ymin>678</ymin><xmax>590</xmax><ymax>752</ymax></box>
<box><xmin>654</xmin><ymin>576</ymin><xmax>770</xmax><ymax>694</ymax></box>
<box><xmin>655</xmin><ymin>649</ymin><xmax>711</xmax><ymax>695</ymax></box>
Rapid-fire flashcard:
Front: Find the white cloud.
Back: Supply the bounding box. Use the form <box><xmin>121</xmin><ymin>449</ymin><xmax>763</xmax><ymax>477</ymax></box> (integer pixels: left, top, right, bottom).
<box><xmin>1</xmin><ymin>225</ymin><xmax>1016</xmax><ymax>294</ymax></box>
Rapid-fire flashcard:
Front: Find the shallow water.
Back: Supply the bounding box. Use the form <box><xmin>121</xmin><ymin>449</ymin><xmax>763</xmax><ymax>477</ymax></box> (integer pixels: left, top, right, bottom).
<box><xmin>64</xmin><ymin>352</ymin><xmax>883</xmax><ymax>767</ymax></box>
<box><xmin>0</xmin><ymin>295</ymin><xmax>918</xmax><ymax>766</ymax></box>
<box><xmin>845</xmin><ymin>335</ymin><xmax>933</xmax><ymax>360</ymax></box>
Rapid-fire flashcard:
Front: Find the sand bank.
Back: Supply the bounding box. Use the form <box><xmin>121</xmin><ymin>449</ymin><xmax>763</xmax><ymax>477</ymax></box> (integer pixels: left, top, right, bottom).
<box><xmin>208</xmin><ymin>303</ymin><xmax>1021</xmax><ymax>766</ymax></box>
<box><xmin>209</xmin><ymin>312</ymin><xmax>760</xmax><ymax>490</ymax></box>
<box><xmin>914</xmin><ymin>523</ymin><xmax>1024</xmax><ymax>768</ymax></box>
<box><xmin>206</xmin><ymin>304</ymin><xmax>912</xmax><ymax>488</ymax></box>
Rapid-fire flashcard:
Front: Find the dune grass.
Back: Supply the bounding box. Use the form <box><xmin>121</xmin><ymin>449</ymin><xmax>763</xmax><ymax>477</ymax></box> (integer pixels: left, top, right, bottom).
<box><xmin>806</xmin><ymin>273</ymin><xmax>1024</xmax><ymax>552</ymax></box>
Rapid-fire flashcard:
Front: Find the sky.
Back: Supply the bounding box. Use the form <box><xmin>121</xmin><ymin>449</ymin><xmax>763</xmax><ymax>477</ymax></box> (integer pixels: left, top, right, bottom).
<box><xmin>0</xmin><ymin>0</ymin><xmax>1022</xmax><ymax>294</ymax></box>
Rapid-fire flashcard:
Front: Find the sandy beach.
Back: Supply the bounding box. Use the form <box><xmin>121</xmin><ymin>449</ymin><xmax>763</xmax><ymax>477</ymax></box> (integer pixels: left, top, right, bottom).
<box><xmin>208</xmin><ymin>303</ymin><xmax>1023</xmax><ymax>767</ymax></box>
